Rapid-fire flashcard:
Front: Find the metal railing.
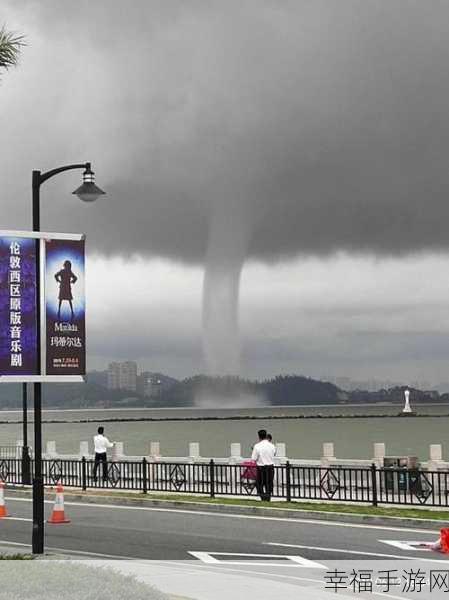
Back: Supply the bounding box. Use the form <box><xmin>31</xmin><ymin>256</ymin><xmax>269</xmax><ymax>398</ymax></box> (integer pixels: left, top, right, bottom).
<box><xmin>1</xmin><ymin>457</ymin><xmax>449</xmax><ymax>507</ymax></box>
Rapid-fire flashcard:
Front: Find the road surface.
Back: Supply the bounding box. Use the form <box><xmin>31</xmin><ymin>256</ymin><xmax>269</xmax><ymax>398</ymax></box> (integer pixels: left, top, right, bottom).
<box><xmin>0</xmin><ymin>496</ymin><xmax>446</xmax><ymax>563</ymax></box>
<box><xmin>3</xmin><ymin>497</ymin><xmax>449</xmax><ymax>599</ymax></box>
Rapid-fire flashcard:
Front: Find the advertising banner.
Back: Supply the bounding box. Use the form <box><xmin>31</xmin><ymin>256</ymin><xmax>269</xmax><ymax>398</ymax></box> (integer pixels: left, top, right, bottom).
<box><xmin>0</xmin><ymin>236</ymin><xmax>38</xmax><ymax>375</ymax></box>
<box><xmin>0</xmin><ymin>231</ymin><xmax>85</xmax><ymax>382</ymax></box>
<box><xmin>44</xmin><ymin>238</ymin><xmax>85</xmax><ymax>376</ymax></box>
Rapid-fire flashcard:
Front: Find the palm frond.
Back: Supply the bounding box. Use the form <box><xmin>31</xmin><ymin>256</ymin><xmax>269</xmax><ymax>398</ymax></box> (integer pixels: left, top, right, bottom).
<box><xmin>0</xmin><ymin>25</ymin><xmax>25</xmax><ymax>70</ymax></box>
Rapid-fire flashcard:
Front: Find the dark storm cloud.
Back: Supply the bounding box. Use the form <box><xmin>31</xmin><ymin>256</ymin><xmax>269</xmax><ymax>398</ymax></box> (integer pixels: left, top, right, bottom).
<box><xmin>241</xmin><ymin>330</ymin><xmax>449</xmax><ymax>380</ymax></box>
<box><xmin>3</xmin><ymin>0</ymin><xmax>449</xmax><ymax>262</ymax></box>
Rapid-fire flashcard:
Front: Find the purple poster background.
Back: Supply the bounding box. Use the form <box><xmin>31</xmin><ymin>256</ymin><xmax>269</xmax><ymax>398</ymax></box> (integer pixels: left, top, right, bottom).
<box><xmin>45</xmin><ymin>238</ymin><xmax>86</xmax><ymax>376</ymax></box>
<box><xmin>0</xmin><ymin>237</ymin><xmax>38</xmax><ymax>375</ymax></box>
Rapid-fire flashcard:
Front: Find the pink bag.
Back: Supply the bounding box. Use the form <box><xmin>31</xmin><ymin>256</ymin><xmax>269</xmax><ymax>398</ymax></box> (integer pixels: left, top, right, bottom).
<box><xmin>241</xmin><ymin>459</ymin><xmax>257</xmax><ymax>481</ymax></box>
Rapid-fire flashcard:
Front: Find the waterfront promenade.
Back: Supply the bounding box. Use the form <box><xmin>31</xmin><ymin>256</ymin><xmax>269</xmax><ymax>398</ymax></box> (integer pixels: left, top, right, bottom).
<box><xmin>3</xmin><ymin>439</ymin><xmax>449</xmax><ymax>508</ymax></box>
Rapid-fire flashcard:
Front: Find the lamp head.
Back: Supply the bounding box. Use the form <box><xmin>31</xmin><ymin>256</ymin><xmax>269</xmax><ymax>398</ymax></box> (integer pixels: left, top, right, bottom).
<box><xmin>72</xmin><ymin>165</ymin><xmax>105</xmax><ymax>202</ymax></box>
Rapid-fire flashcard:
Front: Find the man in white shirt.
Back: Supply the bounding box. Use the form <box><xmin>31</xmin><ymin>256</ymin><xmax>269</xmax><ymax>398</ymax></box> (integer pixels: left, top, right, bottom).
<box><xmin>93</xmin><ymin>426</ymin><xmax>114</xmax><ymax>483</ymax></box>
<box><xmin>251</xmin><ymin>429</ymin><xmax>276</xmax><ymax>501</ymax></box>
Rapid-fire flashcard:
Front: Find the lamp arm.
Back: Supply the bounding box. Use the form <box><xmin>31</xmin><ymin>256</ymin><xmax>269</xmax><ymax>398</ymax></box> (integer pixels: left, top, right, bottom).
<box><xmin>38</xmin><ymin>162</ymin><xmax>90</xmax><ymax>186</ymax></box>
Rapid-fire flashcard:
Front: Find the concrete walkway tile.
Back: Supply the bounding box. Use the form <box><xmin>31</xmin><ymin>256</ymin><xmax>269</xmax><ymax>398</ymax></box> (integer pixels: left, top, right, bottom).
<box><xmin>88</xmin><ymin>560</ymin><xmax>356</xmax><ymax>600</ymax></box>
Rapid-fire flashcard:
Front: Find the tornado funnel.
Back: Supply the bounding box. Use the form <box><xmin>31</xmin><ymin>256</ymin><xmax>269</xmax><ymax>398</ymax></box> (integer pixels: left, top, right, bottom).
<box><xmin>202</xmin><ymin>201</ymin><xmax>251</xmax><ymax>375</ymax></box>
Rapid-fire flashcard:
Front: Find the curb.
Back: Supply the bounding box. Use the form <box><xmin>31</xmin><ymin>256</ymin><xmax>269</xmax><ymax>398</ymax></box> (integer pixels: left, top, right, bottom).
<box><xmin>5</xmin><ymin>486</ymin><xmax>447</xmax><ymax>530</ymax></box>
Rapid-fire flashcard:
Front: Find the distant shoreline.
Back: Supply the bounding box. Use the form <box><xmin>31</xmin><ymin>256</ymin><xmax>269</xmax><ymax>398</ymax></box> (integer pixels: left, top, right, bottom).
<box><xmin>0</xmin><ymin>412</ymin><xmax>447</xmax><ymax>424</ymax></box>
<box><xmin>0</xmin><ymin>401</ymin><xmax>447</xmax><ymax>414</ymax></box>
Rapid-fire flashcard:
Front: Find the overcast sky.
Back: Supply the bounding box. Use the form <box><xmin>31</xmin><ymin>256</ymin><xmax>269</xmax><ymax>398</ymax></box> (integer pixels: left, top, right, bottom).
<box><xmin>3</xmin><ymin>1</ymin><xmax>449</xmax><ymax>385</ymax></box>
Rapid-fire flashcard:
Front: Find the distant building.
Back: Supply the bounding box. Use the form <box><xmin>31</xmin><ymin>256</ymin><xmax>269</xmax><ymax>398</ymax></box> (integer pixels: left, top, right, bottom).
<box><xmin>107</xmin><ymin>361</ymin><xmax>138</xmax><ymax>392</ymax></box>
<box><xmin>149</xmin><ymin>378</ymin><xmax>162</xmax><ymax>400</ymax></box>
<box><xmin>137</xmin><ymin>371</ymin><xmax>162</xmax><ymax>400</ymax></box>
<box><xmin>107</xmin><ymin>362</ymin><xmax>121</xmax><ymax>390</ymax></box>
<box><xmin>137</xmin><ymin>371</ymin><xmax>152</xmax><ymax>396</ymax></box>
<box><xmin>119</xmin><ymin>361</ymin><xmax>138</xmax><ymax>391</ymax></box>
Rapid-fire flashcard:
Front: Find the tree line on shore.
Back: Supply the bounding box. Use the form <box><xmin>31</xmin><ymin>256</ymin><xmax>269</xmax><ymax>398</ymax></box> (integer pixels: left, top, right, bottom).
<box><xmin>0</xmin><ymin>373</ymin><xmax>444</xmax><ymax>409</ymax></box>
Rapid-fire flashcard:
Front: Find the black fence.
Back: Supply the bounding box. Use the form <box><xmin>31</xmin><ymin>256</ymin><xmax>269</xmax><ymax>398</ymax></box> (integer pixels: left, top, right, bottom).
<box><xmin>0</xmin><ymin>455</ymin><xmax>449</xmax><ymax>508</ymax></box>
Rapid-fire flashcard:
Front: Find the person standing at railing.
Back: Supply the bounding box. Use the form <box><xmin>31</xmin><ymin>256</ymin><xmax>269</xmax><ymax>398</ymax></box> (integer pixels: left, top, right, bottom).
<box><xmin>251</xmin><ymin>429</ymin><xmax>276</xmax><ymax>501</ymax></box>
<box><xmin>92</xmin><ymin>426</ymin><xmax>114</xmax><ymax>483</ymax></box>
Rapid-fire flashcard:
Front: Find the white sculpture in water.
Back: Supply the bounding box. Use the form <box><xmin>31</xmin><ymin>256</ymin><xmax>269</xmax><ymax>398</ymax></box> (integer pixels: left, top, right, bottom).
<box><xmin>403</xmin><ymin>389</ymin><xmax>412</xmax><ymax>413</ymax></box>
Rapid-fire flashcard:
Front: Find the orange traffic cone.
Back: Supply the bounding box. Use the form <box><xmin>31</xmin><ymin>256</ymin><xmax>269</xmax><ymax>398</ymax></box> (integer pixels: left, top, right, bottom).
<box><xmin>0</xmin><ymin>482</ymin><xmax>8</xmax><ymax>518</ymax></box>
<box><xmin>47</xmin><ymin>483</ymin><xmax>70</xmax><ymax>524</ymax></box>
<box><xmin>422</xmin><ymin>528</ymin><xmax>449</xmax><ymax>552</ymax></box>
<box><xmin>440</xmin><ymin>528</ymin><xmax>449</xmax><ymax>553</ymax></box>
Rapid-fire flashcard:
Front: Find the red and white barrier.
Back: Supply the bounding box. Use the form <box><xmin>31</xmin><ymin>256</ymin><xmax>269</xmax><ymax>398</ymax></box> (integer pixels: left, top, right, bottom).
<box><xmin>0</xmin><ymin>482</ymin><xmax>8</xmax><ymax>518</ymax></box>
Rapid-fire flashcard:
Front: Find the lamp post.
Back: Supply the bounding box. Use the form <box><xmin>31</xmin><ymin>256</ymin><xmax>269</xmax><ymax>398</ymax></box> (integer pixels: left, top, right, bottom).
<box><xmin>21</xmin><ymin>383</ymin><xmax>30</xmax><ymax>485</ymax></box>
<box><xmin>31</xmin><ymin>162</ymin><xmax>104</xmax><ymax>554</ymax></box>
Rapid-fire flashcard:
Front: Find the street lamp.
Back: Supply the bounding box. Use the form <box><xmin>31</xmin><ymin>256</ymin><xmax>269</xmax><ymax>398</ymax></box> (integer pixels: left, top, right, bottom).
<box><xmin>30</xmin><ymin>162</ymin><xmax>105</xmax><ymax>554</ymax></box>
<box><xmin>72</xmin><ymin>164</ymin><xmax>106</xmax><ymax>203</ymax></box>
<box><xmin>21</xmin><ymin>383</ymin><xmax>30</xmax><ymax>486</ymax></box>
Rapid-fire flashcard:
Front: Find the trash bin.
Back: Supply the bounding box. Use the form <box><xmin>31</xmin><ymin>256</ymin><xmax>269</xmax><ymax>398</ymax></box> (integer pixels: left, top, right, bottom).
<box><xmin>408</xmin><ymin>469</ymin><xmax>422</xmax><ymax>495</ymax></box>
<box><xmin>383</xmin><ymin>456</ymin><xmax>419</xmax><ymax>492</ymax></box>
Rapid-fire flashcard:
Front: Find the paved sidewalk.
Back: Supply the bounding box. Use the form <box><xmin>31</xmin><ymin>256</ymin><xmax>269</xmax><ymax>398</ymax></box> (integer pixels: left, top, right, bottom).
<box><xmin>80</xmin><ymin>560</ymin><xmax>342</xmax><ymax>600</ymax></box>
<box><xmin>0</xmin><ymin>550</ymin><xmax>337</xmax><ymax>600</ymax></box>
<box><xmin>0</xmin><ymin>540</ymin><xmax>348</xmax><ymax>600</ymax></box>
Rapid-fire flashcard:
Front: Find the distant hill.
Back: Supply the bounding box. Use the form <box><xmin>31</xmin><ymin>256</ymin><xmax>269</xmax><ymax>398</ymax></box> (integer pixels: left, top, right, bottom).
<box><xmin>263</xmin><ymin>375</ymin><xmax>344</xmax><ymax>405</ymax></box>
<box><xmin>0</xmin><ymin>373</ymin><xmax>443</xmax><ymax>409</ymax></box>
<box><xmin>161</xmin><ymin>374</ymin><xmax>345</xmax><ymax>407</ymax></box>
<box><xmin>348</xmin><ymin>386</ymin><xmax>441</xmax><ymax>404</ymax></box>
<box><xmin>165</xmin><ymin>375</ymin><xmax>261</xmax><ymax>407</ymax></box>
<box><xmin>162</xmin><ymin>377</ymin><xmax>443</xmax><ymax>407</ymax></box>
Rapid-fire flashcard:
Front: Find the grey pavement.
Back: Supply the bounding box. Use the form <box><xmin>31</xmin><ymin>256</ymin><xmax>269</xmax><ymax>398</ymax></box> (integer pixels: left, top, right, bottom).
<box><xmin>79</xmin><ymin>560</ymin><xmax>340</xmax><ymax>600</ymax></box>
<box><xmin>28</xmin><ymin>559</ymin><xmax>449</xmax><ymax>600</ymax></box>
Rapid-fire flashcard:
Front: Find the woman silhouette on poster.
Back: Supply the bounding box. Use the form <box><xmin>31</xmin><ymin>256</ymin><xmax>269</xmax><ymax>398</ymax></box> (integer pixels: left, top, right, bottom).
<box><xmin>55</xmin><ymin>260</ymin><xmax>78</xmax><ymax>320</ymax></box>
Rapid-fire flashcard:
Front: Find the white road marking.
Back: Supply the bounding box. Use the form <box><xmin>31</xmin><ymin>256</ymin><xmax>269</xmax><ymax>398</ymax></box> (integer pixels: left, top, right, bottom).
<box><xmin>188</xmin><ymin>551</ymin><xmax>220</xmax><ymax>563</ymax></box>
<box><xmin>379</xmin><ymin>539</ymin><xmax>435</xmax><ymax>552</ymax></box>
<box><xmin>45</xmin><ymin>547</ymin><xmax>143</xmax><ymax>560</ymax></box>
<box><xmin>0</xmin><ymin>540</ymin><xmax>31</xmax><ymax>548</ymax></box>
<box><xmin>4</xmin><ymin>496</ymin><xmax>441</xmax><ymax>534</ymax></box>
<box><xmin>188</xmin><ymin>551</ymin><xmax>326</xmax><ymax>569</ymax></box>
<box><xmin>267</xmin><ymin>542</ymin><xmax>449</xmax><ymax>564</ymax></box>
<box><xmin>2</xmin><ymin>517</ymin><xmax>31</xmax><ymax>522</ymax></box>
<box><xmin>5</xmin><ymin>497</ymin><xmax>56</xmax><ymax>505</ymax></box>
